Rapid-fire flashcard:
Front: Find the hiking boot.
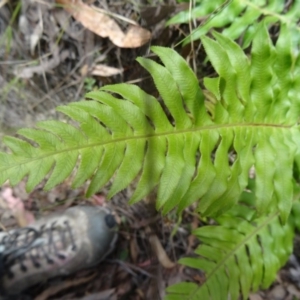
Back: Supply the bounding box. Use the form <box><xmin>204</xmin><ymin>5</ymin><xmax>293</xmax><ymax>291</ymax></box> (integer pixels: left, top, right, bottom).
<box><xmin>0</xmin><ymin>205</ymin><xmax>118</xmax><ymax>296</ymax></box>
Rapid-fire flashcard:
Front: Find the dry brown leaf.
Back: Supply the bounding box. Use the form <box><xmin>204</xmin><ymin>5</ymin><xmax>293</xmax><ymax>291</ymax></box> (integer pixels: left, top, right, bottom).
<box><xmin>129</xmin><ymin>237</ymin><xmax>139</xmax><ymax>263</ymax></box>
<box><xmin>149</xmin><ymin>232</ymin><xmax>176</xmax><ymax>269</ymax></box>
<box><xmin>80</xmin><ymin>289</ymin><xmax>117</xmax><ymax>300</ymax></box>
<box><xmin>56</xmin><ymin>0</ymin><xmax>151</xmax><ymax>48</ymax></box>
<box><xmin>0</xmin><ymin>187</ymin><xmax>35</xmax><ymax>227</ymax></box>
<box><xmin>91</xmin><ymin>64</ymin><xmax>123</xmax><ymax>77</ymax></box>
<box><xmin>187</xmin><ymin>215</ymin><xmax>199</xmax><ymax>253</ymax></box>
<box><xmin>35</xmin><ymin>273</ymin><xmax>96</xmax><ymax>300</ymax></box>
<box><xmin>18</xmin><ymin>11</ymin><xmax>43</xmax><ymax>56</ymax></box>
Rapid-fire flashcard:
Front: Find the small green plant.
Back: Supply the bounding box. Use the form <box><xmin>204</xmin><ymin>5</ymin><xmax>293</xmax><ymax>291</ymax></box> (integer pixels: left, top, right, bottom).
<box><xmin>1</xmin><ymin>21</ymin><xmax>300</xmax><ymax>299</ymax></box>
<box><xmin>84</xmin><ymin>77</ymin><xmax>97</xmax><ymax>92</ymax></box>
<box><xmin>0</xmin><ymin>1</ymin><xmax>21</xmax><ymax>54</ymax></box>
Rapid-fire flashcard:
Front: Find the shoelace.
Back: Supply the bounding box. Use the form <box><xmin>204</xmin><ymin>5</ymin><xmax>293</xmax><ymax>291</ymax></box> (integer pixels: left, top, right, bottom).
<box><xmin>0</xmin><ymin>220</ymin><xmax>76</xmax><ymax>280</ymax></box>
<box><xmin>0</xmin><ymin>228</ymin><xmax>39</xmax><ymax>277</ymax></box>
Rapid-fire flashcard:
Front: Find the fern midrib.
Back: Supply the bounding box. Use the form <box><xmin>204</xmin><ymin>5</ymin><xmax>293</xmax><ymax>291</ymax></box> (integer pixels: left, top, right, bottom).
<box><xmin>2</xmin><ymin>122</ymin><xmax>292</xmax><ymax>170</ymax></box>
<box><xmin>188</xmin><ymin>212</ymin><xmax>279</xmax><ymax>300</ymax></box>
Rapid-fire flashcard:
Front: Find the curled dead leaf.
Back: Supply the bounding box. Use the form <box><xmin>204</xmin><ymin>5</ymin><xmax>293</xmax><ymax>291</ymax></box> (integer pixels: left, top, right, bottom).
<box><xmin>0</xmin><ymin>187</ymin><xmax>35</xmax><ymax>227</ymax></box>
<box><xmin>56</xmin><ymin>0</ymin><xmax>151</xmax><ymax>48</ymax></box>
<box><xmin>130</xmin><ymin>237</ymin><xmax>139</xmax><ymax>263</ymax></box>
<box><xmin>148</xmin><ymin>230</ymin><xmax>176</xmax><ymax>269</ymax></box>
<box><xmin>91</xmin><ymin>64</ymin><xmax>123</xmax><ymax>77</ymax></box>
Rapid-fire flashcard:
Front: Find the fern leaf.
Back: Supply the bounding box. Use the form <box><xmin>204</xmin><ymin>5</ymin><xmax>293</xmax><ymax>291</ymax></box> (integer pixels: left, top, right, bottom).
<box><xmin>167</xmin><ymin>0</ymin><xmax>300</xmax><ymax>48</ymax></box>
<box><xmin>165</xmin><ymin>198</ymin><xmax>294</xmax><ymax>300</ymax></box>
<box><xmin>0</xmin><ymin>23</ymin><xmax>299</xmax><ymax>221</ymax></box>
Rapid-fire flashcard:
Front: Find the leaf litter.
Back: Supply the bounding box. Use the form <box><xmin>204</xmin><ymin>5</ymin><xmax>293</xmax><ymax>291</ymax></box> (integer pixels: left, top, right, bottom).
<box><xmin>57</xmin><ymin>0</ymin><xmax>151</xmax><ymax>48</ymax></box>
<box><xmin>0</xmin><ymin>185</ymin><xmax>35</xmax><ymax>227</ymax></box>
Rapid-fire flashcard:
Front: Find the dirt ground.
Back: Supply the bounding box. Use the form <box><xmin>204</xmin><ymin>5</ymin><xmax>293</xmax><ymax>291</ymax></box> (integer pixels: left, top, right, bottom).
<box><xmin>1</xmin><ymin>1</ymin><xmax>300</xmax><ymax>299</ymax></box>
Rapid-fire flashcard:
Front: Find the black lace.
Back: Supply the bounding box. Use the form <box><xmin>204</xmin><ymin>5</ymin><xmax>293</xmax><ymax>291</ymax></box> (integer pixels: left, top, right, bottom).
<box><xmin>0</xmin><ymin>220</ymin><xmax>76</xmax><ymax>279</ymax></box>
<box><xmin>0</xmin><ymin>228</ymin><xmax>39</xmax><ymax>278</ymax></box>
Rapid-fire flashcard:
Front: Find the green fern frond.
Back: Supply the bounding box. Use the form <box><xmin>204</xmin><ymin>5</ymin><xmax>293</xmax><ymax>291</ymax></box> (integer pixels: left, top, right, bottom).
<box><xmin>167</xmin><ymin>0</ymin><xmax>300</xmax><ymax>47</ymax></box>
<box><xmin>0</xmin><ymin>23</ymin><xmax>299</xmax><ymax>221</ymax></box>
<box><xmin>165</xmin><ymin>196</ymin><xmax>294</xmax><ymax>300</ymax></box>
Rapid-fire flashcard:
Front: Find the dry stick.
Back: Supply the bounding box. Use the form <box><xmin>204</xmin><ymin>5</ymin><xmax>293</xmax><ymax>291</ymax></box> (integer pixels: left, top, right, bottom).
<box><xmin>29</xmin><ymin>46</ymin><xmax>111</xmax><ymax>110</ymax></box>
<box><xmin>35</xmin><ymin>273</ymin><xmax>97</xmax><ymax>300</ymax></box>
